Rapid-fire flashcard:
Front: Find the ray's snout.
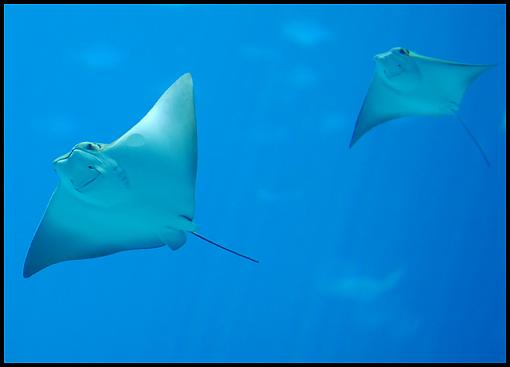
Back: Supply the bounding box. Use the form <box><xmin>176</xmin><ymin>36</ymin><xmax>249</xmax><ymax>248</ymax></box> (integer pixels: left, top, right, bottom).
<box><xmin>374</xmin><ymin>50</ymin><xmax>392</xmax><ymax>62</ymax></box>
<box><xmin>53</xmin><ymin>153</ymin><xmax>69</xmax><ymax>168</ymax></box>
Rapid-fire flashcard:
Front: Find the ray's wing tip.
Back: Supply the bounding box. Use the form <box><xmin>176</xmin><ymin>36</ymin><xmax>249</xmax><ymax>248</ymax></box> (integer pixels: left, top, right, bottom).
<box><xmin>348</xmin><ymin>136</ymin><xmax>357</xmax><ymax>149</ymax></box>
<box><xmin>178</xmin><ymin>72</ymin><xmax>193</xmax><ymax>87</ymax></box>
<box><xmin>22</xmin><ymin>251</ymin><xmax>38</xmax><ymax>278</ymax></box>
<box><xmin>348</xmin><ymin>128</ymin><xmax>361</xmax><ymax>149</ymax></box>
<box><xmin>157</xmin><ymin>72</ymin><xmax>195</xmax><ymax>108</ymax></box>
<box><xmin>22</xmin><ymin>260</ymin><xmax>35</xmax><ymax>278</ymax></box>
<box><xmin>162</xmin><ymin>73</ymin><xmax>194</xmax><ymax>98</ymax></box>
<box><xmin>173</xmin><ymin>73</ymin><xmax>195</xmax><ymax>101</ymax></box>
<box><xmin>22</xmin><ymin>248</ymin><xmax>46</xmax><ymax>278</ymax></box>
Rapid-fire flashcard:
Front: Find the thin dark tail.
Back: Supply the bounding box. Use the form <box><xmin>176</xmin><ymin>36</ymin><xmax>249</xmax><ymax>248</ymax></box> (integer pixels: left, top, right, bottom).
<box><xmin>456</xmin><ymin>115</ymin><xmax>491</xmax><ymax>167</ymax></box>
<box><xmin>190</xmin><ymin>232</ymin><xmax>259</xmax><ymax>264</ymax></box>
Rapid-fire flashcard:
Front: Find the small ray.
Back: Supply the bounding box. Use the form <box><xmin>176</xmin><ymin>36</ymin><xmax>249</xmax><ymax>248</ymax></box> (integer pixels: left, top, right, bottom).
<box><xmin>350</xmin><ymin>47</ymin><xmax>494</xmax><ymax>166</ymax></box>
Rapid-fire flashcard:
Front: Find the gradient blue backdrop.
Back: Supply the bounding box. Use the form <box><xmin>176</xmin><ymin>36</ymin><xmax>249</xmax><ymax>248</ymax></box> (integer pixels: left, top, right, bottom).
<box><xmin>4</xmin><ymin>4</ymin><xmax>506</xmax><ymax>362</ymax></box>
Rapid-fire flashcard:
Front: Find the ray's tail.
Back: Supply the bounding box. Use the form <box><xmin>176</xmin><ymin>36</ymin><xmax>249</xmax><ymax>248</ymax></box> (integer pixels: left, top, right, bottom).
<box><xmin>456</xmin><ymin>115</ymin><xmax>491</xmax><ymax>167</ymax></box>
<box><xmin>190</xmin><ymin>231</ymin><xmax>259</xmax><ymax>264</ymax></box>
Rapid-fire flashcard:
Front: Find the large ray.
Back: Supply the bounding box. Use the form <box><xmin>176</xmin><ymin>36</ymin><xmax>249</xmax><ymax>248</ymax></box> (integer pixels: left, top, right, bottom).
<box><xmin>349</xmin><ymin>47</ymin><xmax>493</xmax><ymax>166</ymax></box>
<box><xmin>24</xmin><ymin>74</ymin><xmax>258</xmax><ymax>278</ymax></box>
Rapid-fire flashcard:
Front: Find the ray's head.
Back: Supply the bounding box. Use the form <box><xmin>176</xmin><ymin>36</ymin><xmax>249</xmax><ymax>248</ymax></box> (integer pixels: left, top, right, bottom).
<box><xmin>373</xmin><ymin>47</ymin><xmax>421</xmax><ymax>91</ymax></box>
<box><xmin>53</xmin><ymin>141</ymin><xmax>129</xmax><ymax>206</ymax></box>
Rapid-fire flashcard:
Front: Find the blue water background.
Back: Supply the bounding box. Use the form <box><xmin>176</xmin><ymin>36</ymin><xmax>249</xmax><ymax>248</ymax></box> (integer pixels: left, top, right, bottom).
<box><xmin>4</xmin><ymin>4</ymin><xmax>506</xmax><ymax>362</ymax></box>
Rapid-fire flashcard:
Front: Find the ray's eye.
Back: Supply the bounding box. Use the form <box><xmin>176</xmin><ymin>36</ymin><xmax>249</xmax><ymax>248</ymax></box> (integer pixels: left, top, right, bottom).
<box><xmin>85</xmin><ymin>143</ymin><xmax>101</xmax><ymax>151</ymax></box>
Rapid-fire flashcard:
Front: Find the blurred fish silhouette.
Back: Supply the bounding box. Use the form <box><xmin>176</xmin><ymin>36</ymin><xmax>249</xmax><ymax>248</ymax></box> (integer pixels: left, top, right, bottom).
<box><xmin>24</xmin><ymin>73</ymin><xmax>258</xmax><ymax>278</ymax></box>
<box><xmin>350</xmin><ymin>47</ymin><xmax>493</xmax><ymax>166</ymax></box>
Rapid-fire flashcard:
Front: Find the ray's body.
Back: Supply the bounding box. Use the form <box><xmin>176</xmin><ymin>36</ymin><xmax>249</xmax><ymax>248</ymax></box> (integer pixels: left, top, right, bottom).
<box><xmin>350</xmin><ymin>47</ymin><xmax>493</xmax><ymax>166</ymax></box>
<box><xmin>24</xmin><ymin>74</ymin><xmax>257</xmax><ymax>278</ymax></box>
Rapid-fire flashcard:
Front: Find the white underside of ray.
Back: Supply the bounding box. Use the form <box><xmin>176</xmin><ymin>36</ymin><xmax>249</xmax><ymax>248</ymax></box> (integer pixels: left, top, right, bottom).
<box><xmin>24</xmin><ymin>188</ymin><xmax>169</xmax><ymax>277</ymax></box>
<box><xmin>24</xmin><ymin>73</ymin><xmax>197</xmax><ymax>278</ymax></box>
<box><xmin>350</xmin><ymin>50</ymin><xmax>492</xmax><ymax>148</ymax></box>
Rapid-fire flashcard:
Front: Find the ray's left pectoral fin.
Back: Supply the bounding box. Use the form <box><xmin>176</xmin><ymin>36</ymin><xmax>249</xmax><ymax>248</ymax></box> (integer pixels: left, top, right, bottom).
<box><xmin>23</xmin><ymin>187</ymin><xmax>121</xmax><ymax>278</ymax></box>
<box><xmin>413</xmin><ymin>54</ymin><xmax>494</xmax><ymax>105</ymax></box>
<box><xmin>442</xmin><ymin>63</ymin><xmax>493</xmax><ymax>99</ymax></box>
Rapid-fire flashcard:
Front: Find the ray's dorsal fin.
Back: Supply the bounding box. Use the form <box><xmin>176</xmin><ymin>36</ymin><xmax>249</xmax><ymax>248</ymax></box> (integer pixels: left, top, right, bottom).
<box><xmin>191</xmin><ymin>232</ymin><xmax>259</xmax><ymax>264</ymax></box>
